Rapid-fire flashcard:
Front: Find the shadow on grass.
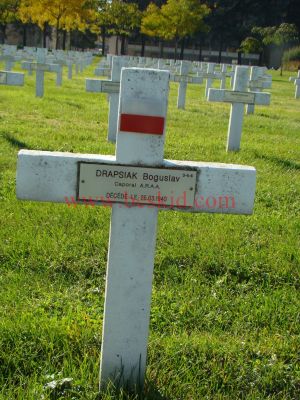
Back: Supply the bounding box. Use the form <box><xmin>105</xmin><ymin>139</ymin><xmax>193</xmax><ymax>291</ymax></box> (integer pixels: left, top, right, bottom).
<box><xmin>2</xmin><ymin>133</ymin><xmax>32</xmax><ymax>150</ymax></box>
<box><xmin>253</xmin><ymin>150</ymin><xmax>300</xmax><ymax>171</ymax></box>
<box><xmin>94</xmin><ymin>379</ymin><xmax>169</xmax><ymax>400</ymax></box>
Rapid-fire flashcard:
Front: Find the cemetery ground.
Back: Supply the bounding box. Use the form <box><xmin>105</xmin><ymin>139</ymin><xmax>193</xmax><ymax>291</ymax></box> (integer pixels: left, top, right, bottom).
<box><xmin>0</xmin><ymin>60</ymin><xmax>299</xmax><ymax>399</ymax></box>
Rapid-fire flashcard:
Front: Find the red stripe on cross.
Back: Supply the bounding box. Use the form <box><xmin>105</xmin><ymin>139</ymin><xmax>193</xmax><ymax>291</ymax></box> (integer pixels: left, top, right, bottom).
<box><xmin>119</xmin><ymin>113</ymin><xmax>165</xmax><ymax>135</ymax></box>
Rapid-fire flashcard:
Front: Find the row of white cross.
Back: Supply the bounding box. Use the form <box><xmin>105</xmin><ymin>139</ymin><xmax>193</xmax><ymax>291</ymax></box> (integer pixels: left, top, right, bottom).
<box><xmin>87</xmin><ymin>56</ymin><xmax>271</xmax><ymax>151</ymax></box>
<box><xmin>0</xmin><ymin>46</ymin><xmax>93</xmax><ymax>97</ymax></box>
<box><xmin>17</xmin><ymin>67</ymin><xmax>256</xmax><ymax>391</ymax></box>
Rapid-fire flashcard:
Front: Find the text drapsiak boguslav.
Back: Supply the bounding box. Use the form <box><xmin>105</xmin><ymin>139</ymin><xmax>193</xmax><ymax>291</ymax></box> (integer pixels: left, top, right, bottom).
<box><xmin>96</xmin><ymin>169</ymin><xmax>181</xmax><ymax>183</ymax></box>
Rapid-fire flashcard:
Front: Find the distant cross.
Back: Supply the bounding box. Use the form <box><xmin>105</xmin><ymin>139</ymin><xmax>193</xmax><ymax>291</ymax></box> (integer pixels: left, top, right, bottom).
<box><xmin>17</xmin><ymin>68</ymin><xmax>256</xmax><ymax>391</ymax></box>
<box><xmin>289</xmin><ymin>70</ymin><xmax>300</xmax><ymax>99</ymax></box>
<box><xmin>0</xmin><ymin>45</ymin><xmax>19</xmax><ymax>71</ymax></box>
<box><xmin>21</xmin><ymin>48</ymin><xmax>61</xmax><ymax>97</ymax></box>
<box><xmin>246</xmin><ymin>66</ymin><xmax>272</xmax><ymax>114</ymax></box>
<box><xmin>208</xmin><ymin>66</ymin><xmax>270</xmax><ymax>151</ymax></box>
<box><xmin>220</xmin><ymin>64</ymin><xmax>228</xmax><ymax>89</ymax></box>
<box><xmin>170</xmin><ymin>61</ymin><xmax>203</xmax><ymax>109</ymax></box>
<box><xmin>86</xmin><ymin>56</ymin><xmax>126</xmax><ymax>143</ymax></box>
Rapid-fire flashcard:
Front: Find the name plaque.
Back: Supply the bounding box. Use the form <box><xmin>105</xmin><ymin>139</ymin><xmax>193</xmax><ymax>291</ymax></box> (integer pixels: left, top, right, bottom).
<box><xmin>78</xmin><ymin>163</ymin><xmax>197</xmax><ymax>207</ymax></box>
<box><xmin>32</xmin><ymin>63</ymin><xmax>51</xmax><ymax>71</ymax></box>
<box><xmin>0</xmin><ymin>72</ymin><xmax>7</xmax><ymax>84</ymax></box>
<box><xmin>224</xmin><ymin>91</ymin><xmax>255</xmax><ymax>104</ymax></box>
<box><xmin>100</xmin><ymin>81</ymin><xmax>120</xmax><ymax>93</ymax></box>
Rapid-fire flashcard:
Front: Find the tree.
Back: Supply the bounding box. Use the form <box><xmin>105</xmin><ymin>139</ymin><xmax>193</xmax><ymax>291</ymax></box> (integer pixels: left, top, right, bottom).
<box><xmin>252</xmin><ymin>23</ymin><xmax>299</xmax><ymax>73</ymax></box>
<box><xmin>239</xmin><ymin>36</ymin><xmax>263</xmax><ymax>65</ymax></box>
<box><xmin>0</xmin><ymin>0</ymin><xmax>19</xmax><ymax>44</ymax></box>
<box><xmin>142</xmin><ymin>0</ymin><xmax>210</xmax><ymax>60</ymax></box>
<box><xmin>141</xmin><ymin>3</ymin><xmax>167</xmax><ymax>57</ymax></box>
<box><xmin>19</xmin><ymin>0</ymin><xmax>97</xmax><ymax>49</ymax></box>
<box><xmin>100</xmin><ymin>0</ymin><xmax>141</xmax><ymax>55</ymax></box>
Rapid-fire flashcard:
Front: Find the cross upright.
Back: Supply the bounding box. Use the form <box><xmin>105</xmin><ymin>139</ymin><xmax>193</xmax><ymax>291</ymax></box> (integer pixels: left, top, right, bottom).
<box><xmin>21</xmin><ymin>48</ymin><xmax>61</xmax><ymax>97</ymax></box>
<box><xmin>220</xmin><ymin>64</ymin><xmax>229</xmax><ymax>89</ymax></box>
<box><xmin>86</xmin><ymin>56</ymin><xmax>126</xmax><ymax>143</ymax></box>
<box><xmin>17</xmin><ymin>67</ymin><xmax>256</xmax><ymax>391</ymax></box>
<box><xmin>197</xmin><ymin>63</ymin><xmax>222</xmax><ymax>98</ymax></box>
<box><xmin>289</xmin><ymin>70</ymin><xmax>300</xmax><ymax>99</ymax></box>
<box><xmin>170</xmin><ymin>61</ymin><xmax>202</xmax><ymax>109</ymax></box>
<box><xmin>208</xmin><ymin>65</ymin><xmax>271</xmax><ymax>151</ymax></box>
<box><xmin>204</xmin><ymin>63</ymin><xmax>216</xmax><ymax>97</ymax></box>
<box><xmin>0</xmin><ymin>70</ymin><xmax>24</xmax><ymax>86</ymax></box>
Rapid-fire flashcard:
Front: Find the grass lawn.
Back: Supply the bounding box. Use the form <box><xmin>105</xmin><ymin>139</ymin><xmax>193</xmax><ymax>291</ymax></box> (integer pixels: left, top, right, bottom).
<box><xmin>0</xmin><ymin>59</ymin><xmax>299</xmax><ymax>399</ymax></box>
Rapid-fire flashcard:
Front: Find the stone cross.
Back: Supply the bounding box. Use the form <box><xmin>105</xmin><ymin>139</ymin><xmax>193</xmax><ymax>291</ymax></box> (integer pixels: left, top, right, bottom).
<box><xmin>21</xmin><ymin>48</ymin><xmax>61</xmax><ymax>97</ymax></box>
<box><xmin>289</xmin><ymin>70</ymin><xmax>300</xmax><ymax>99</ymax></box>
<box><xmin>246</xmin><ymin>66</ymin><xmax>272</xmax><ymax>114</ymax></box>
<box><xmin>0</xmin><ymin>45</ymin><xmax>19</xmax><ymax>70</ymax></box>
<box><xmin>205</xmin><ymin>63</ymin><xmax>216</xmax><ymax>97</ymax></box>
<box><xmin>0</xmin><ymin>71</ymin><xmax>24</xmax><ymax>86</ymax></box>
<box><xmin>208</xmin><ymin>66</ymin><xmax>270</xmax><ymax>151</ymax></box>
<box><xmin>170</xmin><ymin>62</ymin><xmax>203</xmax><ymax>110</ymax></box>
<box><xmin>17</xmin><ymin>68</ymin><xmax>256</xmax><ymax>391</ymax></box>
<box><xmin>86</xmin><ymin>56</ymin><xmax>126</xmax><ymax>143</ymax></box>
<box><xmin>173</xmin><ymin>61</ymin><xmax>192</xmax><ymax>109</ymax></box>
<box><xmin>220</xmin><ymin>64</ymin><xmax>228</xmax><ymax>89</ymax></box>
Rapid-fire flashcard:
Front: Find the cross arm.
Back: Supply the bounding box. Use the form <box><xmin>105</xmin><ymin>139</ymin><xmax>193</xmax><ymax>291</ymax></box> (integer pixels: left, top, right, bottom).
<box><xmin>21</xmin><ymin>61</ymin><xmax>60</xmax><ymax>72</ymax></box>
<box><xmin>208</xmin><ymin>88</ymin><xmax>270</xmax><ymax>105</ymax></box>
<box><xmin>86</xmin><ymin>79</ymin><xmax>120</xmax><ymax>93</ymax></box>
<box><xmin>170</xmin><ymin>74</ymin><xmax>203</xmax><ymax>84</ymax></box>
<box><xmin>249</xmin><ymin>79</ymin><xmax>272</xmax><ymax>89</ymax></box>
<box><xmin>0</xmin><ymin>71</ymin><xmax>24</xmax><ymax>85</ymax></box>
<box><xmin>17</xmin><ymin>150</ymin><xmax>256</xmax><ymax>215</ymax></box>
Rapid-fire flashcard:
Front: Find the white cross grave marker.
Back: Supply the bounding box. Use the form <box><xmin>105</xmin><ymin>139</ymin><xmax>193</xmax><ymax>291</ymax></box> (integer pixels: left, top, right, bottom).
<box><xmin>220</xmin><ymin>64</ymin><xmax>228</xmax><ymax>89</ymax></box>
<box><xmin>21</xmin><ymin>48</ymin><xmax>61</xmax><ymax>97</ymax></box>
<box><xmin>246</xmin><ymin>66</ymin><xmax>272</xmax><ymax>114</ymax></box>
<box><xmin>0</xmin><ymin>71</ymin><xmax>24</xmax><ymax>86</ymax></box>
<box><xmin>170</xmin><ymin>61</ymin><xmax>203</xmax><ymax>110</ymax></box>
<box><xmin>205</xmin><ymin>63</ymin><xmax>216</xmax><ymax>97</ymax></box>
<box><xmin>16</xmin><ymin>68</ymin><xmax>256</xmax><ymax>390</ymax></box>
<box><xmin>86</xmin><ymin>56</ymin><xmax>126</xmax><ymax>143</ymax></box>
<box><xmin>289</xmin><ymin>70</ymin><xmax>300</xmax><ymax>99</ymax></box>
<box><xmin>208</xmin><ymin>66</ymin><xmax>270</xmax><ymax>151</ymax></box>
<box><xmin>177</xmin><ymin>61</ymin><xmax>190</xmax><ymax>109</ymax></box>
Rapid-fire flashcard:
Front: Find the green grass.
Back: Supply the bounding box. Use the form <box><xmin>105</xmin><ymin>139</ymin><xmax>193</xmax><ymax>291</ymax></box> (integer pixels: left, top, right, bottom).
<box><xmin>0</xmin><ymin>59</ymin><xmax>299</xmax><ymax>399</ymax></box>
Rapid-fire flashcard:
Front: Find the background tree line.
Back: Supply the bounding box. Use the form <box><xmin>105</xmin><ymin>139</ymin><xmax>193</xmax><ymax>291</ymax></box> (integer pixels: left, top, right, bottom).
<box><xmin>0</xmin><ymin>0</ymin><xmax>299</xmax><ymax>66</ymax></box>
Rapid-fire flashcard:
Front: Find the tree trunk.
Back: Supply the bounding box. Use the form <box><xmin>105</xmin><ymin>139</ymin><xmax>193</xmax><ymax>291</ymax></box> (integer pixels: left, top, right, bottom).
<box><xmin>121</xmin><ymin>35</ymin><xmax>126</xmax><ymax>55</ymax></box>
<box><xmin>0</xmin><ymin>25</ymin><xmax>6</xmax><ymax>44</ymax></box>
<box><xmin>115</xmin><ymin>36</ymin><xmax>119</xmax><ymax>55</ymax></box>
<box><xmin>180</xmin><ymin>38</ymin><xmax>185</xmax><ymax>60</ymax></box>
<box><xmin>55</xmin><ymin>19</ymin><xmax>60</xmax><ymax>50</ymax></box>
<box><xmin>43</xmin><ymin>26</ymin><xmax>47</xmax><ymax>48</ymax></box>
<box><xmin>159</xmin><ymin>40</ymin><xmax>164</xmax><ymax>58</ymax></box>
<box><xmin>218</xmin><ymin>37</ymin><xmax>223</xmax><ymax>64</ymax></box>
<box><xmin>140</xmin><ymin>35</ymin><xmax>145</xmax><ymax>57</ymax></box>
<box><xmin>62</xmin><ymin>30</ymin><xmax>67</xmax><ymax>50</ymax></box>
<box><xmin>174</xmin><ymin>38</ymin><xmax>178</xmax><ymax>61</ymax></box>
<box><xmin>237</xmin><ymin>51</ymin><xmax>242</xmax><ymax>65</ymax></box>
<box><xmin>101</xmin><ymin>26</ymin><xmax>106</xmax><ymax>56</ymax></box>
<box><xmin>198</xmin><ymin>41</ymin><xmax>202</xmax><ymax>61</ymax></box>
<box><xmin>22</xmin><ymin>24</ymin><xmax>27</xmax><ymax>47</ymax></box>
<box><xmin>258</xmin><ymin>51</ymin><xmax>263</xmax><ymax>66</ymax></box>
